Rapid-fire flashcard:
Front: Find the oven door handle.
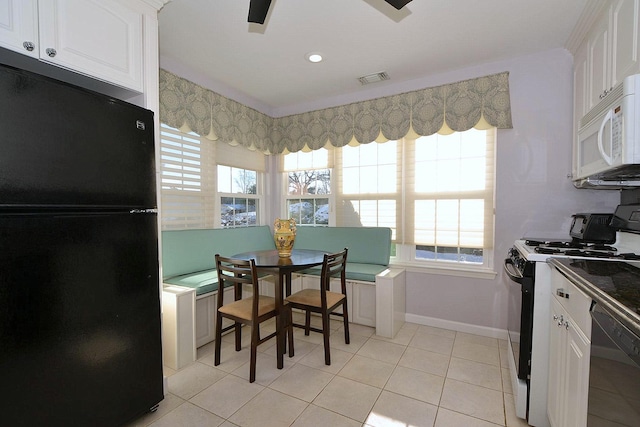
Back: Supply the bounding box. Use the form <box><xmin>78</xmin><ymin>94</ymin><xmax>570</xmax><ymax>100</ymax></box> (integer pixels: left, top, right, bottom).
<box><xmin>504</xmin><ymin>258</ymin><xmax>525</xmax><ymax>283</ymax></box>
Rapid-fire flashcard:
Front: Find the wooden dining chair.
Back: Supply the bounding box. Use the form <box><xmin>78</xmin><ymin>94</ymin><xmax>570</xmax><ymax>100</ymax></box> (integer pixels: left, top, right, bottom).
<box><xmin>213</xmin><ymin>254</ymin><xmax>290</xmax><ymax>382</ymax></box>
<box><xmin>285</xmin><ymin>248</ymin><xmax>349</xmax><ymax>365</ymax></box>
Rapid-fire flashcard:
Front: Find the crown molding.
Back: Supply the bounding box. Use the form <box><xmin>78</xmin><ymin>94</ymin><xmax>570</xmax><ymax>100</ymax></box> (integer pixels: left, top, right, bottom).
<box><xmin>141</xmin><ymin>0</ymin><xmax>171</xmax><ymax>11</ymax></box>
<box><xmin>565</xmin><ymin>0</ymin><xmax>610</xmax><ymax>54</ymax></box>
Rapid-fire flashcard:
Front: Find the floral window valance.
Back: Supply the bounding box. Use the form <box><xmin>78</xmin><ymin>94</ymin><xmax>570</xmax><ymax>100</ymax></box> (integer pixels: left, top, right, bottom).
<box><xmin>159</xmin><ymin>69</ymin><xmax>512</xmax><ymax>154</ymax></box>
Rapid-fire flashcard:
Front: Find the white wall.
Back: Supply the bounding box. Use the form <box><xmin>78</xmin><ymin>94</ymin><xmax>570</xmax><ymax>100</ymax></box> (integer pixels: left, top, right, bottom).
<box><xmin>401</xmin><ymin>48</ymin><xmax>619</xmax><ymax>334</ymax></box>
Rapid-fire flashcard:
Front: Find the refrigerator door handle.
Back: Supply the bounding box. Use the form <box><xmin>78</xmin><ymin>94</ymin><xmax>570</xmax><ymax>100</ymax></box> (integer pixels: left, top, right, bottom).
<box><xmin>130</xmin><ymin>208</ymin><xmax>158</xmax><ymax>214</ymax></box>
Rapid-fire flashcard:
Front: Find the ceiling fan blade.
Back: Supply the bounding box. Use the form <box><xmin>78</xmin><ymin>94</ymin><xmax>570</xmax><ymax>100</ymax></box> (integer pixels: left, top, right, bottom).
<box><xmin>248</xmin><ymin>0</ymin><xmax>272</xmax><ymax>24</ymax></box>
<box><xmin>384</xmin><ymin>0</ymin><xmax>412</xmax><ymax>10</ymax></box>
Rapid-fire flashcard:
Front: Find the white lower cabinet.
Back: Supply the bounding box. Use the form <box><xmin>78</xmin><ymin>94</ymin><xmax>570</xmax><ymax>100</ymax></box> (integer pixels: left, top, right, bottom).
<box><xmin>194</xmin><ymin>285</ymin><xmax>238</xmax><ymax>348</ymax></box>
<box><xmin>195</xmin><ymin>292</ymin><xmax>216</xmax><ymax>348</ymax></box>
<box><xmin>547</xmin><ymin>268</ymin><xmax>591</xmax><ymax>427</ymax></box>
<box><xmin>351</xmin><ymin>280</ymin><xmax>375</xmax><ymax>327</ymax></box>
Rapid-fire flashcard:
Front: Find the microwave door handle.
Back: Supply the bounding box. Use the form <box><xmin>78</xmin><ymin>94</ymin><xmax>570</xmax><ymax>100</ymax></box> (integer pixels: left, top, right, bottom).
<box><xmin>597</xmin><ymin>109</ymin><xmax>614</xmax><ymax>165</ymax></box>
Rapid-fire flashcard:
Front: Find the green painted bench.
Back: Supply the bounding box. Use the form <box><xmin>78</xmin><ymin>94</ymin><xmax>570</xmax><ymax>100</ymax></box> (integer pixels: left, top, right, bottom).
<box><xmin>293</xmin><ymin>226</ymin><xmax>391</xmax><ymax>282</ymax></box>
<box><xmin>161</xmin><ymin>226</ymin><xmax>392</xmax><ymax>296</ymax></box>
<box><xmin>161</xmin><ymin>226</ymin><xmax>275</xmax><ymax>296</ymax></box>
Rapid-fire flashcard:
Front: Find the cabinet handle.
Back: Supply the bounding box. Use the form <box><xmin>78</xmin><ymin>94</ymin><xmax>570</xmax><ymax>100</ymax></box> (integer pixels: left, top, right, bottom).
<box><xmin>600</xmin><ymin>88</ymin><xmax>612</xmax><ymax>99</ymax></box>
<box><xmin>22</xmin><ymin>41</ymin><xmax>35</xmax><ymax>52</ymax></box>
<box><xmin>45</xmin><ymin>48</ymin><xmax>57</xmax><ymax>58</ymax></box>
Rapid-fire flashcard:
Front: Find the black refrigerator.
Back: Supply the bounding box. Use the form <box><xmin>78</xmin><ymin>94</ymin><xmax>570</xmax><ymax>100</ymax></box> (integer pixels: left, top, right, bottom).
<box><xmin>0</xmin><ymin>64</ymin><xmax>163</xmax><ymax>426</ymax></box>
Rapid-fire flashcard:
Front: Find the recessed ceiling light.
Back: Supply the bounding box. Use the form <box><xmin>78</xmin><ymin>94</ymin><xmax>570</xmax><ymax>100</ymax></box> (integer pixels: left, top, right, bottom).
<box><xmin>306</xmin><ymin>52</ymin><xmax>323</xmax><ymax>63</ymax></box>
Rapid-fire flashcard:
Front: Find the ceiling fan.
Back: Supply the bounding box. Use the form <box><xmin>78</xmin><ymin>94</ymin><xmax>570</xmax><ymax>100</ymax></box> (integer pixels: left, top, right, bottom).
<box><xmin>248</xmin><ymin>0</ymin><xmax>413</xmax><ymax>24</ymax></box>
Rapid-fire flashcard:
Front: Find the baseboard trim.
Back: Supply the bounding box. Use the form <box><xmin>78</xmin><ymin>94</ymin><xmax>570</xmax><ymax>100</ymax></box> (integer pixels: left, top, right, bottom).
<box><xmin>405</xmin><ymin>313</ymin><xmax>508</xmax><ymax>340</ymax></box>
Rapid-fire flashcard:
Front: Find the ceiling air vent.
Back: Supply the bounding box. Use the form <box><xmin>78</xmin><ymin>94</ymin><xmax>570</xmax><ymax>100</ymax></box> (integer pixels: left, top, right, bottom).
<box><xmin>358</xmin><ymin>71</ymin><xmax>390</xmax><ymax>85</ymax></box>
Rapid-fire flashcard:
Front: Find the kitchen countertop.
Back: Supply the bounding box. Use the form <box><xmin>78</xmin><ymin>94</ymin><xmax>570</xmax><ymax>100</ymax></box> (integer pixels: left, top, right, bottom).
<box><xmin>548</xmin><ymin>258</ymin><xmax>640</xmax><ymax>337</ymax></box>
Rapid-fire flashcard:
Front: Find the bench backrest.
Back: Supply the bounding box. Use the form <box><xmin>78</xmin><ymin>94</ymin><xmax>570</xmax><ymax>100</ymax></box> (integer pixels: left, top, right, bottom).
<box><xmin>161</xmin><ymin>226</ymin><xmax>275</xmax><ymax>278</ymax></box>
<box><xmin>294</xmin><ymin>226</ymin><xmax>391</xmax><ymax>265</ymax></box>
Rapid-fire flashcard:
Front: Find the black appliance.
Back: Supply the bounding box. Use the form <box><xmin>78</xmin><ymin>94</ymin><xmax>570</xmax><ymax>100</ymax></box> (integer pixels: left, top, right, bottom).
<box><xmin>589</xmin><ymin>303</ymin><xmax>640</xmax><ymax>425</ymax></box>
<box><xmin>610</xmin><ymin>203</ymin><xmax>640</xmax><ymax>232</ymax></box>
<box><xmin>569</xmin><ymin>213</ymin><xmax>616</xmax><ymax>244</ymax></box>
<box><xmin>0</xmin><ymin>64</ymin><xmax>163</xmax><ymax>426</ymax></box>
<box><xmin>504</xmin><ymin>247</ymin><xmax>535</xmax><ymax>383</ymax></box>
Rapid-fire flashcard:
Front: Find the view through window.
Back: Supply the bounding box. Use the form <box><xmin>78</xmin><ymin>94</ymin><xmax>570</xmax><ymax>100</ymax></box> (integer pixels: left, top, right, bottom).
<box><xmin>283</xmin><ymin>149</ymin><xmax>330</xmax><ymax>226</ymax></box>
<box><xmin>217</xmin><ymin>165</ymin><xmax>259</xmax><ymax>227</ymax></box>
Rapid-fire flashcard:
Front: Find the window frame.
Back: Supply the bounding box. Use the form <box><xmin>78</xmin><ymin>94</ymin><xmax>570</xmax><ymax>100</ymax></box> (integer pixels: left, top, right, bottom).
<box><xmin>216</xmin><ymin>164</ymin><xmax>264</xmax><ymax>228</ymax></box>
<box><xmin>281</xmin><ymin>150</ymin><xmax>334</xmax><ymax>227</ymax></box>
<box><xmin>280</xmin><ymin>129</ymin><xmax>497</xmax><ymax>274</ymax></box>
<box><xmin>397</xmin><ymin>129</ymin><xmax>496</xmax><ymax>271</ymax></box>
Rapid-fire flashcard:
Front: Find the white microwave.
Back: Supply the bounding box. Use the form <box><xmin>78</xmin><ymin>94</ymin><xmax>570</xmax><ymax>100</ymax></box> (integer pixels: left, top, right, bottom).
<box><xmin>574</xmin><ymin>73</ymin><xmax>640</xmax><ymax>187</ymax></box>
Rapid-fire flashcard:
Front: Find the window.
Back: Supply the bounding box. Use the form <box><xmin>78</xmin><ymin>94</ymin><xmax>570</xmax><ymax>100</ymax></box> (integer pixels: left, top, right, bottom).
<box><xmin>407</xmin><ymin>129</ymin><xmax>494</xmax><ymax>265</ymax></box>
<box><xmin>218</xmin><ymin>165</ymin><xmax>260</xmax><ymax>227</ymax></box>
<box><xmin>159</xmin><ymin>124</ymin><xmax>266</xmax><ymax>230</ymax></box>
<box><xmin>282</xmin><ymin>149</ymin><xmax>331</xmax><ymax>226</ymax></box>
<box><xmin>287</xmin><ymin>128</ymin><xmax>495</xmax><ymax>269</ymax></box>
<box><xmin>335</xmin><ymin>141</ymin><xmax>399</xmax><ymax>237</ymax></box>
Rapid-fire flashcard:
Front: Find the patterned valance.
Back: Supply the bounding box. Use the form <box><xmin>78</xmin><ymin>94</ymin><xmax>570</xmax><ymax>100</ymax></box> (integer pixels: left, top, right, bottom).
<box><xmin>159</xmin><ymin>69</ymin><xmax>512</xmax><ymax>154</ymax></box>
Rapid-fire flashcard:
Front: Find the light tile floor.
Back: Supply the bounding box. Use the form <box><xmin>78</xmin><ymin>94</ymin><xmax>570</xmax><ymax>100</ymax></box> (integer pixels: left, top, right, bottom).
<box><xmin>127</xmin><ymin>315</ymin><xmax>530</xmax><ymax>427</ymax></box>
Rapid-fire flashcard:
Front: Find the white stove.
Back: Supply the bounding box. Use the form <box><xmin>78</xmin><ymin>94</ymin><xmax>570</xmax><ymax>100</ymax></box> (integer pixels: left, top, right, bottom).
<box><xmin>516</xmin><ymin>231</ymin><xmax>640</xmax><ymax>262</ymax></box>
<box><xmin>507</xmin><ymin>230</ymin><xmax>640</xmax><ymax>426</ymax></box>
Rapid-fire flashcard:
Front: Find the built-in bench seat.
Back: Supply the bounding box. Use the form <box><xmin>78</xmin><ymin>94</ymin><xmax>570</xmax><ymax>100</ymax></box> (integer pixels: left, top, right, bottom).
<box><xmin>161</xmin><ymin>226</ymin><xmax>276</xmax><ymax>296</ymax></box>
<box><xmin>293</xmin><ymin>226</ymin><xmax>391</xmax><ymax>282</ymax></box>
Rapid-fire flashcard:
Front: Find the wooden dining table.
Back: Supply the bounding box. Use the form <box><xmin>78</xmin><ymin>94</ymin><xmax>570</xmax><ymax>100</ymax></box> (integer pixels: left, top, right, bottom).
<box><xmin>231</xmin><ymin>248</ymin><xmax>328</xmax><ymax>369</ymax></box>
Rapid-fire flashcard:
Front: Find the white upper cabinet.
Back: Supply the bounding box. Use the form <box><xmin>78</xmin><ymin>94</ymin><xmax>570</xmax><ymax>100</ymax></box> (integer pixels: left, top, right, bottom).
<box><xmin>573</xmin><ymin>40</ymin><xmax>588</xmax><ymax>178</ymax></box>
<box><xmin>0</xmin><ymin>0</ymin><xmax>144</xmax><ymax>92</ymax></box>
<box><xmin>0</xmin><ymin>0</ymin><xmax>38</xmax><ymax>58</ymax></box>
<box><xmin>611</xmin><ymin>0</ymin><xmax>640</xmax><ymax>87</ymax></box>
<box><xmin>583</xmin><ymin>0</ymin><xmax>640</xmax><ymax>113</ymax></box>
<box><xmin>587</xmin><ymin>9</ymin><xmax>610</xmax><ymax>111</ymax></box>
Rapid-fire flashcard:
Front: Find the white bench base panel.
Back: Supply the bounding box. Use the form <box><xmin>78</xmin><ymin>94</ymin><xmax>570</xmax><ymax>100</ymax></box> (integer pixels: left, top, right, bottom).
<box><xmin>167</xmin><ymin>268</ymin><xmax>406</xmax><ymax>359</ymax></box>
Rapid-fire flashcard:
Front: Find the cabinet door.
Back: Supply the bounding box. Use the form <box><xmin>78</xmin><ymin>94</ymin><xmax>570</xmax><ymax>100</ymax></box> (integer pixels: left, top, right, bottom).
<box><xmin>610</xmin><ymin>0</ymin><xmax>640</xmax><ymax>87</ymax></box>
<box><xmin>573</xmin><ymin>39</ymin><xmax>589</xmax><ymax>179</ymax></box>
<box><xmin>0</xmin><ymin>0</ymin><xmax>37</xmax><ymax>57</ymax></box>
<box><xmin>547</xmin><ymin>297</ymin><xmax>565</xmax><ymax>427</ymax></box>
<box><xmin>37</xmin><ymin>0</ymin><xmax>143</xmax><ymax>92</ymax></box>
<box><xmin>562</xmin><ymin>319</ymin><xmax>590</xmax><ymax>427</ymax></box>
<box><xmin>350</xmin><ymin>281</ymin><xmax>375</xmax><ymax>327</ymax></box>
<box><xmin>574</xmin><ymin>39</ymin><xmax>589</xmax><ymax>128</ymax></box>
<box><xmin>588</xmin><ymin>10</ymin><xmax>611</xmax><ymax>110</ymax></box>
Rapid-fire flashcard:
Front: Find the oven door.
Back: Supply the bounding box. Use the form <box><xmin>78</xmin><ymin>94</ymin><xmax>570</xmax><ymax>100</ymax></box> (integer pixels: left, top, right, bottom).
<box><xmin>504</xmin><ymin>258</ymin><xmax>534</xmax><ymax>380</ymax></box>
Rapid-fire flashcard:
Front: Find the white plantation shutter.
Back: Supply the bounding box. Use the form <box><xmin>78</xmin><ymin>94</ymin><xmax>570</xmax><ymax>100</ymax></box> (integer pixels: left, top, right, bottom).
<box><xmin>281</xmin><ymin>148</ymin><xmax>331</xmax><ymax>172</ymax></box>
<box><xmin>217</xmin><ymin>141</ymin><xmax>266</xmax><ymax>172</ymax></box>
<box><xmin>159</xmin><ymin>124</ymin><xmax>215</xmax><ymax>229</ymax></box>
